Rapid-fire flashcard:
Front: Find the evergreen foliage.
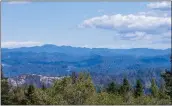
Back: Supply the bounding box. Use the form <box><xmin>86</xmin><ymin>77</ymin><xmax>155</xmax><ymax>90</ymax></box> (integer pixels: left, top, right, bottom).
<box><xmin>151</xmin><ymin>78</ymin><xmax>159</xmax><ymax>97</ymax></box>
<box><xmin>1</xmin><ymin>71</ymin><xmax>172</xmax><ymax>105</ymax></box>
<box><xmin>106</xmin><ymin>82</ymin><xmax>118</xmax><ymax>94</ymax></box>
<box><xmin>134</xmin><ymin>80</ymin><xmax>143</xmax><ymax>98</ymax></box>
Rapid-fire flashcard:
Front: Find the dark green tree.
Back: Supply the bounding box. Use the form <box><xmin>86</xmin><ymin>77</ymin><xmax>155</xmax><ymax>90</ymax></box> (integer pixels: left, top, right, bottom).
<box><xmin>159</xmin><ymin>78</ymin><xmax>168</xmax><ymax>99</ymax></box>
<box><xmin>1</xmin><ymin>79</ymin><xmax>11</xmax><ymax>104</ymax></box>
<box><xmin>162</xmin><ymin>70</ymin><xmax>172</xmax><ymax>100</ymax></box>
<box><xmin>161</xmin><ymin>56</ymin><xmax>172</xmax><ymax>100</ymax></box>
<box><xmin>134</xmin><ymin>80</ymin><xmax>143</xmax><ymax>98</ymax></box>
<box><xmin>71</xmin><ymin>71</ymin><xmax>77</xmax><ymax>84</ymax></box>
<box><xmin>1</xmin><ymin>64</ymin><xmax>4</xmax><ymax>79</ymax></box>
<box><xmin>25</xmin><ymin>85</ymin><xmax>36</xmax><ymax>104</ymax></box>
<box><xmin>42</xmin><ymin>83</ymin><xmax>46</xmax><ymax>90</ymax></box>
<box><xmin>150</xmin><ymin>78</ymin><xmax>158</xmax><ymax>97</ymax></box>
<box><xmin>120</xmin><ymin>78</ymin><xmax>130</xmax><ymax>95</ymax></box>
<box><xmin>106</xmin><ymin>82</ymin><xmax>118</xmax><ymax>94</ymax></box>
<box><xmin>120</xmin><ymin>78</ymin><xmax>132</xmax><ymax>103</ymax></box>
<box><xmin>1</xmin><ymin>65</ymin><xmax>12</xmax><ymax>105</ymax></box>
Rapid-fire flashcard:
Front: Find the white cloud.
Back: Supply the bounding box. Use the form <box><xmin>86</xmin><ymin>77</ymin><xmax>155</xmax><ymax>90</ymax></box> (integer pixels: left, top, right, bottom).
<box><xmin>162</xmin><ymin>31</ymin><xmax>171</xmax><ymax>39</ymax></box>
<box><xmin>2</xmin><ymin>41</ymin><xmax>42</xmax><ymax>48</ymax></box>
<box><xmin>119</xmin><ymin>31</ymin><xmax>171</xmax><ymax>47</ymax></box>
<box><xmin>147</xmin><ymin>1</ymin><xmax>171</xmax><ymax>11</ymax></box>
<box><xmin>152</xmin><ymin>38</ymin><xmax>171</xmax><ymax>44</ymax></box>
<box><xmin>138</xmin><ymin>10</ymin><xmax>170</xmax><ymax>17</ymax></box>
<box><xmin>79</xmin><ymin>14</ymin><xmax>170</xmax><ymax>34</ymax></box>
<box><xmin>78</xmin><ymin>1</ymin><xmax>171</xmax><ymax>47</ymax></box>
<box><xmin>79</xmin><ymin>11</ymin><xmax>170</xmax><ymax>45</ymax></box>
<box><xmin>119</xmin><ymin>32</ymin><xmax>152</xmax><ymax>41</ymax></box>
<box><xmin>138</xmin><ymin>2</ymin><xmax>171</xmax><ymax>20</ymax></box>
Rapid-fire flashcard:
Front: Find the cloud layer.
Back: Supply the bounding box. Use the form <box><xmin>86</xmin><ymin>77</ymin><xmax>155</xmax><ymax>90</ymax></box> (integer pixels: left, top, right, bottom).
<box><xmin>80</xmin><ymin>14</ymin><xmax>170</xmax><ymax>34</ymax></box>
<box><xmin>79</xmin><ymin>2</ymin><xmax>171</xmax><ymax>45</ymax></box>
<box><xmin>147</xmin><ymin>1</ymin><xmax>171</xmax><ymax>11</ymax></box>
<box><xmin>2</xmin><ymin>41</ymin><xmax>42</xmax><ymax>48</ymax></box>
<box><xmin>119</xmin><ymin>32</ymin><xmax>152</xmax><ymax>41</ymax></box>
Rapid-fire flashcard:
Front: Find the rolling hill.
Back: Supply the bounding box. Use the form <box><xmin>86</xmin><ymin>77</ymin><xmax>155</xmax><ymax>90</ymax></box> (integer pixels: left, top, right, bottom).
<box><xmin>1</xmin><ymin>44</ymin><xmax>171</xmax><ymax>87</ymax></box>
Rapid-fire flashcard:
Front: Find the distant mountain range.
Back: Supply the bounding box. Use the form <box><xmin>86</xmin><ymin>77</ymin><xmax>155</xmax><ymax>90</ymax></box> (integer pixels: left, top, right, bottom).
<box><xmin>1</xmin><ymin>44</ymin><xmax>171</xmax><ymax>87</ymax></box>
<box><xmin>2</xmin><ymin>44</ymin><xmax>171</xmax><ymax>57</ymax></box>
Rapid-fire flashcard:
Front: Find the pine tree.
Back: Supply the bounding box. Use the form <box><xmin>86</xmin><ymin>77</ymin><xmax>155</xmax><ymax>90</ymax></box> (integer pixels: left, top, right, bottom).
<box><xmin>71</xmin><ymin>71</ymin><xmax>77</xmax><ymax>84</ymax></box>
<box><xmin>159</xmin><ymin>78</ymin><xmax>168</xmax><ymax>99</ymax></box>
<box><xmin>25</xmin><ymin>85</ymin><xmax>36</xmax><ymax>104</ymax></box>
<box><xmin>120</xmin><ymin>78</ymin><xmax>132</xmax><ymax>103</ymax></box>
<box><xmin>42</xmin><ymin>83</ymin><xmax>46</xmax><ymax>90</ymax></box>
<box><xmin>120</xmin><ymin>78</ymin><xmax>130</xmax><ymax>95</ymax></box>
<box><xmin>106</xmin><ymin>82</ymin><xmax>118</xmax><ymax>94</ymax></box>
<box><xmin>1</xmin><ymin>64</ymin><xmax>4</xmax><ymax>79</ymax></box>
<box><xmin>162</xmin><ymin>70</ymin><xmax>172</xmax><ymax>100</ymax></box>
<box><xmin>1</xmin><ymin>65</ymin><xmax>12</xmax><ymax>105</ymax></box>
<box><xmin>134</xmin><ymin>80</ymin><xmax>143</xmax><ymax>98</ymax></box>
<box><xmin>150</xmin><ymin>78</ymin><xmax>158</xmax><ymax>97</ymax></box>
<box><xmin>161</xmin><ymin>56</ymin><xmax>172</xmax><ymax>100</ymax></box>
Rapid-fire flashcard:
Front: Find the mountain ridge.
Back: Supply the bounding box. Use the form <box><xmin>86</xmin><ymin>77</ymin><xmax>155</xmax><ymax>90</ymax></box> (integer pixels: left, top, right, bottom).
<box><xmin>1</xmin><ymin>44</ymin><xmax>171</xmax><ymax>88</ymax></box>
<box><xmin>2</xmin><ymin>44</ymin><xmax>171</xmax><ymax>50</ymax></box>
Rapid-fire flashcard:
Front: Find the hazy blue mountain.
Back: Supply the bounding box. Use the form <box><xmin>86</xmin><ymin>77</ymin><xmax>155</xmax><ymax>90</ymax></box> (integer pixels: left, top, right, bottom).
<box><xmin>1</xmin><ymin>44</ymin><xmax>171</xmax><ymax>87</ymax></box>
<box><xmin>2</xmin><ymin>44</ymin><xmax>170</xmax><ymax>56</ymax></box>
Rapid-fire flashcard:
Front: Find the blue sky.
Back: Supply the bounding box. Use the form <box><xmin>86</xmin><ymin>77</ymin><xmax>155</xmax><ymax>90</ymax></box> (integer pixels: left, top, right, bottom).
<box><xmin>1</xmin><ymin>1</ymin><xmax>171</xmax><ymax>49</ymax></box>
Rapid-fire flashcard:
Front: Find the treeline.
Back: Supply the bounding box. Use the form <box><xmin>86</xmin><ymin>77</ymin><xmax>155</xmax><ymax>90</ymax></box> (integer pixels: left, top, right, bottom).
<box><xmin>1</xmin><ymin>70</ymin><xmax>172</xmax><ymax>105</ymax></box>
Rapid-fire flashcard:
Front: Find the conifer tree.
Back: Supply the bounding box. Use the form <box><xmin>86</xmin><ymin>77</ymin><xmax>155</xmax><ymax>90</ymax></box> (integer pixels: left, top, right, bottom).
<box><xmin>1</xmin><ymin>65</ymin><xmax>12</xmax><ymax>105</ymax></box>
<box><xmin>120</xmin><ymin>78</ymin><xmax>130</xmax><ymax>95</ymax></box>
<box><xmin>106</xmin><ymin>82</ymin><xmax>118</xmax><ymax>94</ymax></box>
<box><xmin>25</xmin><ymin>85</ymin><xmax>36</xmax><ymax>104</ymax></box>
<box><xmin>161</xmin><ymin>56</ymin><xmax>172</xmax><ymax>100</ymax></box>
<box><xmin>134</xmin><ymin>80</ymin><xmax>143</xmax><ymax>98</ymax></box>
<box><xmin>120</xmin><ymin>78</ymin><xmax>132</xmax><ymax>103</ymax></box>
<box><xmin>150</xmin><ymin>78</ymin><xmax>158</xmax><ymax>97</ymax></box>
<box><xmin>1</xmin><ymin>64</ymin><xmax>4</xmax><ymax>79</ymax></box>
<box><xmin>159</xmin><ymin>78</ymin><xmax>168</xmax><ymax>99</ymax></box>
<box><xmin>42</xmin><ymin>83</ymin><xmax>46</xmax><ymax>90</ymax></box>
<box><xmin>71</xmin><ymin>71</ymin><xmax>77</xmax><ymax>84</ymax></box>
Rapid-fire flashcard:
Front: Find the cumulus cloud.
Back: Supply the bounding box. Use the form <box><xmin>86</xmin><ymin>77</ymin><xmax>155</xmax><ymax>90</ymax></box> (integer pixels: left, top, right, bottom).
<box><xmin>138</xmin><ymin>10</ymin><xmax>171</xmax><ymax>17</ymax></box>
<box><xmin>119</xmin><ymin>32</ymin><xmax>152</xmax><ymax>41</ymax></box>
<box><xmin>2</xmin><ymin>41</ymin><xmax>42</xmax><ymax>48</ymax></box>
<box><xmin>152</xmin><ymin>39</ymin><xmax>171</xmax><ymax>44</ymax></box>
<box><xmin>78</xmin><ymin>2</ymin><xmax>171</xmax><ymax>48</ymax></box>
<box><xmin>79</xmin><ymin>14</ymin><xmax>170</xmax><ymax>34</ymax></box>
<box><xmin>162</xmin><ymin>31</ymin><xmax>171</xmax><ymax>39</ymax></box>
<box><xmin>79</xmin><ymin>1</ymin><xmax>171</xmax><ymax>44</ymax></box>
<box><xmin>147</xmin><ymin>1</ymin><xmax>171</xmax><ymax>11</ymax></box>
<box><xmin>138</xmin><ymin>2</ymin><xmax>171</xmax><ymax>19</ymax></box>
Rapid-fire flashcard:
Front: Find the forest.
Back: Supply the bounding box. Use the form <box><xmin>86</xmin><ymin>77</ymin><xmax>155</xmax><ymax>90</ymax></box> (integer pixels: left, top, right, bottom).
<box><xmin>1</xmin><ymin>68</ymin><xmax>172</xmax><ymax>105</ymax></box>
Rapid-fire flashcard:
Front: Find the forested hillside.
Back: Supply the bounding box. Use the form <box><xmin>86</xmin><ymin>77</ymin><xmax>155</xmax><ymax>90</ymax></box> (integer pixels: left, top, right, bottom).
<box><xmin>1</xmin><ymin>71</ymin><xmax>172</xmax><ymax>105</ymax></box>
<box><xmin>1</xmin><ymin>45</ymin><xmax>171</xmax><ymax>87</ymax></box>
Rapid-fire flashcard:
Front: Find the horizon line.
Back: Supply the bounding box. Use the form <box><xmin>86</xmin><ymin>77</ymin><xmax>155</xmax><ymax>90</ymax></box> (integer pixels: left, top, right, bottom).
<box><xmin>1</xmin><ymin>43</ymin><xmax>171</xmax><ymax>50</ymax></box>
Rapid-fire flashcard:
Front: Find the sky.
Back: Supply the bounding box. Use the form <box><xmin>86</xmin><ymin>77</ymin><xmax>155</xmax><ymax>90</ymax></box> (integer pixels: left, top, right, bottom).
<box><xmin>1</xmin><ymin>1</ymin><xmax>171</xmax><ymax>49</ymax></box>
